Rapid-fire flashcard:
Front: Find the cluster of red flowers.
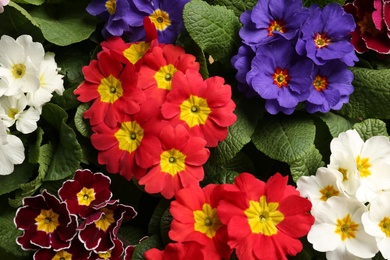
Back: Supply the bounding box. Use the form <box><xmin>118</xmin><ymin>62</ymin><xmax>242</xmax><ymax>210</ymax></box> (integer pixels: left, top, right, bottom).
<box><xmin>74</xmin><ymin>18</ymin><xmax>237</xmax><ymax>199</ymax></box>
<box><xmin>14</xmin><ymin>169</ymin><xmax>137</xmax><ymax>260</ymax></box>
<box><xmin>145</xmin><ymin>173</ymin><xmax>315</xmax><ymax>260</ymax></box>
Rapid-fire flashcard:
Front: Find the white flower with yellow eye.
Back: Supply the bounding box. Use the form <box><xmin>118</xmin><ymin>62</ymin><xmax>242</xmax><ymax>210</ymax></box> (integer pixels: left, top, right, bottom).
<box><xmin>307</xmin><ymin>196</ymin><xmax>378</xmax><ymax>260</ymax></box>
<box><xmin>0</xmin><ymin>35</ymin><xmax>44</xmax><ymax>96</ymax></box>
<box><xmin>0</xmin><ymin>120</ymin><xmax>24</xmax><ymax>175</ymax></box>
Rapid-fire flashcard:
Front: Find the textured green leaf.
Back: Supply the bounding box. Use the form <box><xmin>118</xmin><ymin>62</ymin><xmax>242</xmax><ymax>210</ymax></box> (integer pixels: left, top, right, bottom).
<box><xmin>353</xmin><ymin>119</ymin><xmax>389</xmax><ymax>141</ymax></box>
<box><xmin>118</xmin><ymin>225</ymin><xmax>146</xmax><ymax>246</ymax></box>
<box><xmin>205</xmin><ymin>0</ymin><xmax>257</xmax><ymax>16</ymax></box>
<box><xmin>318</xmin><ymin>112</ymin><xmax>353</xmax><ymax>138</ymax></box>
<box><xmin>74</xmin><ymin>103</ymin><xmax>92</xmax><ymax>138</ymax></box>
<box><xmin>27</xmin><ymin>1</ymin><xmax>96</xmax><ymax>46</ymax></box>
<box><xmin>251</xmin><ymin>115</ymin><xmax>316</xmax><ymax>163</ymax></box>
<box><xmin>131</xmin><ymin>235</ymin><xmax>163</xmax><ymax>260</ymax></box>
<box><xmin>203</xmin><ymin>161</ymin><xmax>239</xmax><ymax>185</ymax></box>
<box><xmin>28</xmin><ymin>127</ymin><xmax>44</xmax><ymax>164</ymax></box>
<box><xmin>0</xmin><ymin>160</ymin><xmax>34</xmax><ymax>196</ymax></box>
<box><xmin>160</xmin><ymin>209</ymin><xmax>173</xmax><ymax>246</ymax></box>
<box><xmin>339</xmin><ymin>67</ymin><xmax>390</xmax><ymax>119</ymax></box>
<box><xmin>302</xmin><ymin>0</ymin><xmax>344</xmax><ymax>7</ymax></box>
<box><xmin>41</xmin><ymin>103</ymin><xmax>82</xmax><ymax>181</ymax></box>
<box><xmin>0</xmin><ymin>209</ymin><xmax>31</xmax><ymax>257</ymax></box>
<box><xmin>211</xmin><ymin>97</ymin><xmax>263</xmax><ymax>164</ymax></box>
<box><xmin>183</xmin><ymin>0</ymin><xmax>241</xmax><ymax>62</ymax></box>
<box><xmin>148</xmin><ymin>199</ymin><xmax>170</xmax><ymax>235</ymax></box>
<box><xmin>0</xmin><ymin>2</ymin><xmax>44</xmax><ymax>42</ymax></box>
<box><xmin>290</xmin><ymin>145</ymin><xmax>325</xmax><ymax>183</ymax></box>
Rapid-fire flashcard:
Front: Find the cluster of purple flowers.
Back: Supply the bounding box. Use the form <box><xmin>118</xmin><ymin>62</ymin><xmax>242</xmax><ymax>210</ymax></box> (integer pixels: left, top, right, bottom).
<box><xmin>232</xmin><ymin>0</ymin><xmax>357</xmax><ymax>114</ymax></box>
<box><xmin>86</xmin><ymin>0</ymin><xmax>189</xmax><ymax>43</ymax></box>
<box><xmin>14</xmin><ymin>169</ymin><xmax>137</xmax><ymax>260</ymax></box>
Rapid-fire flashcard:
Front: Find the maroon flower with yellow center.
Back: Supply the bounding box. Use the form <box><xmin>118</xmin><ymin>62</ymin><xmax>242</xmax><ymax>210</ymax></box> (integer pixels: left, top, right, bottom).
<box><xmin>14</xmin><ymin>190</ymin><xmax>77</xmax><ymax>251</ymax></box>
<box><xmin>78</xmin><ymin>200</ymin><xmax>137</xmax><ymax>252</ymax></box>
<box><xmin>90</xmin><ymin>238</ymin><xmax>124</xmax><ymax>260</ymax></box>
<box><xmin>218</xmin><ymin>173</ymin><xmax>314</xmax><ymax>260</ymax></box>
<box><xmin>91</xmin><ymin>101</ymin><xmax>166</xmax><ymax>180</ymax></box>
<box><xmin>58</xmin><ymin>169</ymin><xmax>112</xmax><ymax>218</ymax></box>
<box><xmin>169</xmin><ymin>184</ymin><xmax>232</xmax><ymax>259</ymax></box>
<box><xmin>161</xmin><ymin>70</ymin><xmax>236</xmax><ymax>147</ymax></box>
<box><xmin>74</xmin><ymin>50</ymin><xmax>145</xmax><ymax>128</ymax></box>
<box><xmin>138</xmin><ymin>124</ymin><xmax>210</xmax><ymax>199</ymax></box>
<box><xmin>33</xmin><ymin>237</ymin><xmax>91</xmax><ymax>260</ymax></box>
<box><xmin>137</xmin><ymin>44</ymin><xmax>200</xmax><ymax>106</ymax></box>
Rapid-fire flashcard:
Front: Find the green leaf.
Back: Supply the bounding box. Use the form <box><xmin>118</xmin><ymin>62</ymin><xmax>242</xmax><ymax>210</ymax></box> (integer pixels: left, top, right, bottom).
<box><xmin>148</xmin><ymin>199</ymin><xmax>170</xmax><ymax>235</ymax></box>
<box><xmin>318</xmin><ymin>112</ymin><xmax>354</xmax><ymax>138</ymax></box>
<box><xmin>28</xmin><ymin>127</ymin><xmax>44</xmax><ymax>164</ymax></box>
<box><xmin>0</xmin><ymin>160</ymin><xmax>34</xmax><ymax>196</ymax></box>
<box><xmin>0</xmin><ymin>209</ymin><xmax>31</xmax><ymax>257</ymax></box>
<box><xmin>339</xmin><ymin>67</ymin><xmax>390</xmax><ymax>119</ymax></box>
<box><xmin>0</xmin><ymin>2</ymin><xmax>44</xmax><ymax>42</ymax></box>
<box><xmin>203</xmin><ymin>161</ymin><xmax>239</xmax><ymax>185</ymax></box>
<box><xmin>41</xmin><ymin>103</ymin><xmax>82</xmax><ymax>181</ymax></box>
<box><xmin>183</xmin><ymin>0</ymin><xmax>241</xmax><ymax>62</ymax></box>
<box><xmin>27</xmin><ymin>1</ymin><xmax>96</xmax><ymax>46</ymax></box>
<box><xmin>353</xmin><ymin>119</ymin><xmax>389</xmax><ymax>141</ymax></box>
<box><xmin>251</xmin><ymin>115</ymin><xmax>316</xmax><ymax>163</ymax></box>
<box><xmin>118</xmin><ymin>225</ymin><xmax>146</xmax><ymax>246</ymax></box>
<box><xmin>160</xmin><ymin>209</ymin><xmax>173</xmax><ymax>246</ymax></box>
<box><xmin>13</xmin><ymin>0</ymin><xmax>45</xmax><ymax>5</ymax></box>
<box><xmin>290</xmin><ymin>145</ymin><xmax>325</xmax><ymax>183</ymax></box>
<box><xmin>74</xmin><ymin>103</ymin><xmax>92</xmax><ymax>138</ymax></box>
<box><xmin>205</xmin><ymin>0</ymin><xmax>257</xmax><ymax>16</ymax></box>
<box><xmin>302</xmin><ymin>0</ymin><xmax>344</xmax><ymax>7</ymax></box>
<box><xmin>211</xmin><ymin>97</ymin><xmax>263</xmax><ymax>164</ymax></box>
<box><xmin>131</xmin><ymin>235</ymin><xmax>163</xmax><ymax>260</ymax></box>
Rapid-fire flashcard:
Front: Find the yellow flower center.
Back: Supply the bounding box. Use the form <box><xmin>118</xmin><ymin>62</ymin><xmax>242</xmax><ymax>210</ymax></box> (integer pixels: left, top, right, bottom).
<box><xmin>160</xmin><ymin>149</ymin><xmax>186</xmax><ymax>176</ymax></box>
<box><xmin>115</xmin><ymin>121</ymin><xmax>144</xmax><ymax>153</ymax></box>
<box><xmin>7</xmin><ymin>108</ymin><xmax>18</xmax><ymax>120</ymax></box>
<box><xmin>267</xmin><ymin>20</ymin><xmax>286</xmax><ymax>36</ymax></box>
<box><xmin>124</xmin><ymin>42</ymin><xmax>151</xmax><ymax>64</ymax></box>
<box><xmin>149</xmin><ymin>9</ymin><xmax>171</xmax><ymax>31</ymax></box>
<box><xmin>319</xmin><ymin>185</ymin><xmax>340</xmax><ymax>201</ymax></box>
<box><xmin>379</xmin><ymin>216</ymin><xmax>390</xmax><ymax>237</ymax></box>
<box><xmin>95</xmin><ymin>208</ymin><xmax>115</xmax><ymax>231</ymax></box>
<box><xmin>356</xmin><ymin>155</ymin><xmax>372</xmax><ymax>178</ymax></box>
<box><xmin>244</xmin><ymin>196</ymin><xmax>284</xmax><ymax>236</ymax></box>
<box><xmin>335</xmin><ymin>214</ymin><xmax>359</xmax><ymax>241</ymax></box>
<box><xmin>35</xmin><ymin>209</ymin><xmax>60</xmax><ymax>234</ymax></box>
<box><xmin>338</xmin><ymin>167</ymin><xmax>348</xmax><ymax>181</ymax></box>
<box><xmin>154</xmin><ymin>64</ymin><xmax>178</xmax><ymax>91</ymax></box>
<box><xmin>179</xmin><ymin>95</ymin><xmax>211</xmax><ymax>128</ymax></box>
<box><xmin>98</xmin><ymin>75</ymin><xmax>124</xmax><ymax>104</ymax></box>
<box><xmin>11</xmin><ymin>63</ymin><xmax>26</xmax><ymax>79</ymax></box>
<box><xmin>314</xmin><ymin>33</ymin><xmax>331</xmax><ymax>49</ymax></box>
<box><xmin>193</xmin><ymin>203</ymin><xmax>222</xmax><ymax>239</ymax></box>
<box><xmin>52</xmin><ymin>250</ymin><xmax>72</xmax><ymax>260</ymax></box>
<box><xmin>76</xmin><ymin>187</ymin><xmax>96</xmax><ymax>206</ymax></box>
<box><xmin>313</xmin><ymin>75</ymin><xmax>328</xmax><ymax>92</ymax></box>
<box><xmin>98</xmin><ymin>250</ymin><xmax>112</xmax><ymax>259</ymax></box>
<box><xmin>272</xmin><ymin>67</ymin><xmax>290</xmax><ymax>88</ymax></box>
<box><xmin>105</xmin><ymin>0</ymin><xmax>116</xmax><ymax>15</ymax></box>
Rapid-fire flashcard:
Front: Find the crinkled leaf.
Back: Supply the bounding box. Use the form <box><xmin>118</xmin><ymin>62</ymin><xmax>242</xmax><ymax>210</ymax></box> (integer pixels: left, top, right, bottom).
<box><xmin>50</xmin><ymin>85</ymin><xmax>80</xmax><ymax>111</ymax></box>
<box><xmin>302</xmin><ymin>0</ymin><xmax>344</xmax><ymax>7</ymax></box>
<box><xmin>118</xmin><ymin>225</ymin><xmax>146</xmax><ymax>246</ymax></box>
<box><xmin>353</xmin><ymin>119</ymin><xmax>389</xmax><ymax>141</ymax></box>
<box><xmin>183</xmin><ymin>0</ymin><xmax>241</xmax><ymax>62</ymax></box>
<box><xmin>148</xmin><ymin>199</ymin><xmax>170</xmax><ymax>235</ymax></box>
<box><xmin>27</xmin><ymin>1</ymin><xmax>96</xmax><ymax>46</ymax></box>
<box><xmin>205</xmin><ymin>0</ymin><xmax>257</xmax><ymax>16</ymax></box>
<box><xmin>251</xmin><ymin>115</ymin><xmax>316</xmax><ymax>163</ymax></box>
<box><xmin>211</xmin><ymin>97</ymin><xmax>263</xmax><ymax>164</ymax></box>
<box><xmin>339</xmin><ymin>67</ymin><xmax>390</xmax><ymax>119</ymax></box>
<box><xmin>41</xmin><ymin>103</ymin><xmax>82</xmax><ymax>181</ymax></box>
<box><xmin>160</xmin><ymin>209</ymin><xmax>173</xmax><ymax>246</ymax></box>
<box><xmin>0</xmin><ymin>160</ymin><xmax>34</xmax><ymax>196</ymax></box>
<box><xmin>0</xmin><ymin>2</ymin><xmax>44</xmax><ymax>42</ymax></box>
<box><xmin>318</xmin><ymin>112</ymin><xmax>353</xmax><ymax>138</ymax></box>
<box><xmin>131</xmin><ymin>234</ymin><xmax>163</xmax><ymax>260</ymax></box>
<box><xmin>75</xmin><ymin>103</ymin><xmax>92</xmax><ymax>138</ymax></box>
<box><xmin>290</xmin><ymin>145</ymin><xmax>325</xmax><ymax>183</ymax></box>
<box><xmin>203</xmin><ymin>161</ymin><xmax>239</xmax><ymax>185</ymax></box>
<box><xmin>28</xmin><ymin>127</ymin><xmax>44</xmax><ymax>164</ymax></box>
<box><xmin>0</xmin><ymin>209</ymin><xmax>31</xmax><ymax>257</ymax></box>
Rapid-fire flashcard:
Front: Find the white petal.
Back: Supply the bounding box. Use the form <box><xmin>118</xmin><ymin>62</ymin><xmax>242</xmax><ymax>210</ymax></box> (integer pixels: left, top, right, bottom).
<box><xmin>307</xmin><ymin>223</ymin><xmax>339</xmax><ymax>252</ymax></box>
<box><xmin>16</xmin><ymin>107</ymin><xmax>40</xmax><ymax>134</ymax></box>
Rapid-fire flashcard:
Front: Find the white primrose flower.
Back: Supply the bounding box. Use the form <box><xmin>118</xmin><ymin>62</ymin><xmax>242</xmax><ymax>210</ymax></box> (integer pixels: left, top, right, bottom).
<box><xmin>297</xmin><ymin>167</ymin><xmax>346</xmax><ymax>208</ymax></box>
<box><xmin>0</xmin><ymin>35</ymin><xmax>44</xmax><ymax>96</ymax></box>
<box><xmin>328</xmin><ymin>129</ymin><xmax>390</xmax><ymax>203</ymax></box>
<box><xmin>362</xmin><ymin>192</ymin><xmax>390</xmax><ymax>259</ymax></box>
<box><xmin>307</xmin><ymin>196</ymin><xmax>378</xmax><ymax>260</ymax></box>
<box><xmin>0</xmin><ymin>120</ymin><xmax>24</xmax><ymax>175</ymax></box>
<box><xmin>0</xmin><ymin>95</ymin><xmax>40</xmax><ymax>134</ymax></box>
<box><xmin>26</xmin><ymin>52</ymin><xmax>64</xmax><ymax>112</ymax></box>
